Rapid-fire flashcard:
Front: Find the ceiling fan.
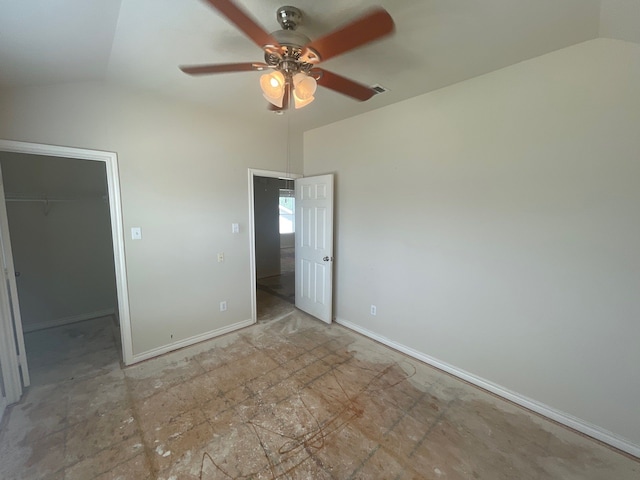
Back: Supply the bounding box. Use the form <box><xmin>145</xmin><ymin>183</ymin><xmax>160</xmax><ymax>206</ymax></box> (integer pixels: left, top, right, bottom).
<box><xmin>179</xmin><ymin>0</ymin><xmax>395</xmax><ymax>111</ymax></box>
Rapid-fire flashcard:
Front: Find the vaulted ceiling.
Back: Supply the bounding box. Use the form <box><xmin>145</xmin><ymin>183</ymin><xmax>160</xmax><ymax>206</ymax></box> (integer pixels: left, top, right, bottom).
<box><xmin>0</xmin><ymin>0</ymin><xmax>636</xmax><ymax>131</ymax></box>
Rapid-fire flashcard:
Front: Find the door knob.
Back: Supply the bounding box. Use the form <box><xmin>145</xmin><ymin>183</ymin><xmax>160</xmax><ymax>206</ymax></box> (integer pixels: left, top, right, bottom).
<box><xmin>323</xmin><ymin>256</ymin><xmax>333</xmax><ymax>262</ymax></box>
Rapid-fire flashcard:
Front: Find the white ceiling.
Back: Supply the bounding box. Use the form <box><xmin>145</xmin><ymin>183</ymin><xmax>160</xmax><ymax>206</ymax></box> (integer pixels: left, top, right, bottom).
<box><xmin>0</xmin><ymin>0</ymin><xmax>634</xmax><ymax>131</ymax></box>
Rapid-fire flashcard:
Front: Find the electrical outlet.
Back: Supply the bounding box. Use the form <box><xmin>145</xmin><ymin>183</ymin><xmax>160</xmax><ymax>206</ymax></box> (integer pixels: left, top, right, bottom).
<box><xmin>217</xmin><ymin>253</ymin><xmax>224</xmax><ymax>262</ymax></box>
<box><xmin>220</xmin><ymin>301</ymin><xmax>227</xmax><ymax>312</ymax></box>
<box><xmin>370</xmin><ymin>305</ymin><xmax>377</xmax><ymax>316</ymax></box>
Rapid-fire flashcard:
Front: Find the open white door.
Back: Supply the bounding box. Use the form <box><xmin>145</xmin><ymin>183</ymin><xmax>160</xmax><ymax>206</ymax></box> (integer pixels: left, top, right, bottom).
<box><xmin>0</xmin><ymin>305</ymin><xmax>14</xmax><ymax>421</ymax></box>
<box><xmin>0</xmin><ymin>274</ymin><xmax>20</xmax><ymax>418</ymax></box>
<box><xmin>0</xmin><ymin>250</ymin><xmax>23</xmax><ymax>420</ymax></box>
<box><xmin>0</xmin><ymin>165</ymin><xmax>30</xmax><ymax>409</ymax></box>
<box><xmin>295</xmin><ymin>174</ymin><xmax>334</xmax><ymax>323</ymax></box>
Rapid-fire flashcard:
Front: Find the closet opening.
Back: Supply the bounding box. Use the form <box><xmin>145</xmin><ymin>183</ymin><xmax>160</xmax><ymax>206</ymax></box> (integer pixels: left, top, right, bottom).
<box><xmin>248</xmin><ymin>169</ymin><xmax>301</xmax><ymax>323</ymax></box>
<box><xmin>0</xmin><ymin>153</ymin><xmax>121</xmax><ymax>384</ymax></box>
<box><xmin>0</xmin><ymin>139</ymin><xmax>132</xmax><ymax>405</ymax></box>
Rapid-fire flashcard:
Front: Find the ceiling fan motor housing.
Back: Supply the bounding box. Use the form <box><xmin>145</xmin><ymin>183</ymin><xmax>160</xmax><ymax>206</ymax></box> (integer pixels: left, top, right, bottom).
<box><xmin>264</xmin><ymin>6</ymin><xmax>320</xmax><ymax>72</ymax></box>
<box><xmin>276</xmin><ymin>6</ymin><xmax>303</xmax><ymax>30</ymax></box>
<box><xmin>265</xmin><ymin>28</ymin><xmax>315</xmax><ymax>74</ymax></box>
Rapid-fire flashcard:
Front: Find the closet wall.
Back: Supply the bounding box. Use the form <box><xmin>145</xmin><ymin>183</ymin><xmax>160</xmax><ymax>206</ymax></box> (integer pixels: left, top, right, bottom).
<box><xmin>0</xmin><ymin>152</ymin><xmax>117</xmax><ymax>332</ymax></box>
<box><xmin>253</xmin><ymin>176</ymin><xmax>295</xmax><ymax>279</ymax></box>
<box><xmin>253</xmin><ymin>176</ymin><xmax>282</xmax><ymax>279</ymax></box>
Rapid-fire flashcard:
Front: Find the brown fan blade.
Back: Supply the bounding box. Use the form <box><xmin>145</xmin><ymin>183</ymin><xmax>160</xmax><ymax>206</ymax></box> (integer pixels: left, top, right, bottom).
<box><xmin>312</xmin><ymin>68</ymin><xmax>376</xmax><ymax>101</ymax></box>
<box><xmin>204</xmin><ymin>0</ymin><xmax>278</xmax><ymax>48</ymax></box>
<box><xmin>180</xmin><ymin>62</ymin><xmax>269</xmax><ymax>75</ymax></box>
<box><xmin>302</xmin><ymin>8</ymin><xmax>394</xmax><ymax>63</ymax></box>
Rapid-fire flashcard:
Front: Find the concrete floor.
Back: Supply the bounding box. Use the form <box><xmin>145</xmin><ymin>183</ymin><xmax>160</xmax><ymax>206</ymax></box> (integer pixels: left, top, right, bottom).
<box><xmin>0</xmin><ymin>307</ymin><xmax>638</xmax><ymax>479</ymax></box>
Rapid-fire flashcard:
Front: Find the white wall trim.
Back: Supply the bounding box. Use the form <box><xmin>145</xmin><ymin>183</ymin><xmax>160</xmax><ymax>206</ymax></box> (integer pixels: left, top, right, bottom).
<box><xmin>336</xmin><ymin>317</ymin><xmax>640</xmax><ymax>459</ymax></box>
<box><xmin>0</xmin><ymin>162</ymin><xmax>27</xmax><ymax>400</ymax></box>
<box><xmin>132</xmin><ymin>318</ymin><xmax>254</xmax><ymax>364</ymax></box>
<box><xmin>0</xmin><ymin>139</ymin><xmax>134</xmax><ymax>366</ymax></box>
<box><xmin>247</xmin><ymin>168</ymin><xmax>302</xmax><ymax>325</ymax></box>
<box><xmin>23</xmin><ymin>308</ymin><xmax>116</xmax><ymax>333</ymax></box>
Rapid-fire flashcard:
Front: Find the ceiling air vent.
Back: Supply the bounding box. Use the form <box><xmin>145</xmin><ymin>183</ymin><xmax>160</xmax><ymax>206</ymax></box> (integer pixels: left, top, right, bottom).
<box><xmin>370</xmin><ymin>84</ymin><xmax>389</xmax><ymax>95</ymax></box>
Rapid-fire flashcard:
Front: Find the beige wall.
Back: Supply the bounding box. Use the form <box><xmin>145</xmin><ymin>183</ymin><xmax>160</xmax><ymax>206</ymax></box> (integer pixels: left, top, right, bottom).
<box><xmin>0</xmin><ymin>82</ymin><xmax>302</xmax><ymax>356</ymax></box>
<box><xmin>600</xmin><ymin>0</ymin><xmax>640</xmax><ymax>44</ymax></box>
<box><xmin>253</xmin><ymin>176</ymin><xmax>281</xmax><ymax>279</ymax></box>
<box><xmin>4</xmin><ymin>200</ymin><xmax>117</xmax><ymax>330</ymax></box>
<box><xmin>304</xmin><ymin>39</ymin><xmax>640</xmax><ymax>448</ymax></box>
<box><xmin>280</xmin><ymin>233</ymin><xmax>294</xmax><ymax>249</ymax></box>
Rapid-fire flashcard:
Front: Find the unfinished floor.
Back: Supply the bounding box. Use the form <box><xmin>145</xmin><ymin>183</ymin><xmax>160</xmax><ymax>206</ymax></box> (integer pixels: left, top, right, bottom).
<box><xmin>0</xmin><ymin>308</ymin><xmax>638</xmax><ymax>479</ymax></box>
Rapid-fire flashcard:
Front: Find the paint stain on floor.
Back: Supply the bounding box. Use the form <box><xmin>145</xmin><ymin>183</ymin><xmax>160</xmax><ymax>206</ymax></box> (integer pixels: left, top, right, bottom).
<box><xmin>0</xmin><ymin>311</ymin><xmax>638</xmax><ymax>479</ymax></box>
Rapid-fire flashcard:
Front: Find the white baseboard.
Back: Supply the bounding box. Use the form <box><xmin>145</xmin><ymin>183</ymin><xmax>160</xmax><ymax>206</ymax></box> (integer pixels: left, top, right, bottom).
<box><xmin>131</xmin><ymin>318</ymin><xmax>254</xmax><ymax>364</ymax></box>
<box><xmin>23</xmin><ymin>308</ymin><xmax>116</xmax><ymax>333</ymax></box>
<box><xmin>335</xmin><ymin>317</ymin><xmax>640</xmax><ymax>459</ymax></box>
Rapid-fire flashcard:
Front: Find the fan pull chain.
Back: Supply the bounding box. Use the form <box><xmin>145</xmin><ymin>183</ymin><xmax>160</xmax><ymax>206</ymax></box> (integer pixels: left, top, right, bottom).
<box><xmin>286</xmin><ymin>112</ymin><xmax>291</xmax><ymax>178</ymax></box>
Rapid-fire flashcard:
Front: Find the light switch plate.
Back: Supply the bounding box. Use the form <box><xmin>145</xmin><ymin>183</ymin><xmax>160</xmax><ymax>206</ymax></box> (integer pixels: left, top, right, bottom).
<box><xmin>232</xmin><ymin>223</ymin><xmax>239</xmax><ymax>234</ymax></box>
<box><xmin>131</xmin><ymin>227</ymin><xmax>142</xmax><ymax>240</ymax></box>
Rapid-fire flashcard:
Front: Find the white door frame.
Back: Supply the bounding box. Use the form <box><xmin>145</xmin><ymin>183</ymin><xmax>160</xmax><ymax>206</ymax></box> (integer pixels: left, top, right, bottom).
<box><xmin>0</xmin><ymin>164</ymin><xmax>30</xmax><ymax>394</ymax></box>
<box><xmin>248</xmin><ymin>168</ymin><xmax>302</xmax><ymax>323</ymax></box>
<box><xmin>0</xmin><ymin>238</ymin><xmax>22</xmax><ymax>404</ymax></box>
<box><xmin>0</xmin><ymin>140</ymin><xmax>134</xmax><ymax>365</ymax></box>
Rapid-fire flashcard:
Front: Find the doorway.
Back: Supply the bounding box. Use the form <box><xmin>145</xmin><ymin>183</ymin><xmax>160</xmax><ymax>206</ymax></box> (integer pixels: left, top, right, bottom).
<box><xmin>1</xmin><ymin>153</ymin><xmax>122</xmax><ymax>384</ymax></box>
<box><xmin>0</xmin><ymin>140</ymin><xmax>132</xmax><ymax>403</ymax></box>
<box><xmin>248</xmin><ymin>169</ymin><xmax>335</xmax><ymax>325</ymax></box>
<box><xmin>249</xmin><ymin>170</ymin><xmax>301</xmax><ymax>323</ymax></box>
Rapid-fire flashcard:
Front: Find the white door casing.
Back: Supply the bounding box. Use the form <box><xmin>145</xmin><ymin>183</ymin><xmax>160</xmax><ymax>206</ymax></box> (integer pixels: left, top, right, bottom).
<box><xmin>0</xmin><ymin>140</ymin><xmax>133</xmax><ymax>365</ymax></box>
<box><xmin>247</xmin><ymin>168</ymin><xmax>302</xmax><ymax>324</ymax></box>
<box><xmin>0</xmin><ymin>167</ymin><xmax>30</xmax><ymax>388</ymax></box>
<box><xmin>0</xmin><ymin>165</ymin><xmax>26</xmax><ymax>407</ymax></box>
<box><xmin>295</xmin><ymin>174</ymin><xmax>334</xmax><ymax>323</ymax></box>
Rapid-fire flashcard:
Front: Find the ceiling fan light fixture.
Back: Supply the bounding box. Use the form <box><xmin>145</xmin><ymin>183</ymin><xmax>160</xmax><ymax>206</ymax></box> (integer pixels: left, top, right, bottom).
<box><xmin>292</xmin><ymin>73</ymin><xmax>317</xmax><ymax>100</ymax></box>
<box><xmin>263</xmin><ymin>91</ymin><xmax>284</xmax><ymax>108</ymax></box>
<box><xmin>260</xmin><ymin>71</ymin><xmax>285</xmax><ymax>104</ymax></box>
<box><xmin>293</xmin><ymin>91</ymin><xmax>315</xmax><ymax>109</ymax></box>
